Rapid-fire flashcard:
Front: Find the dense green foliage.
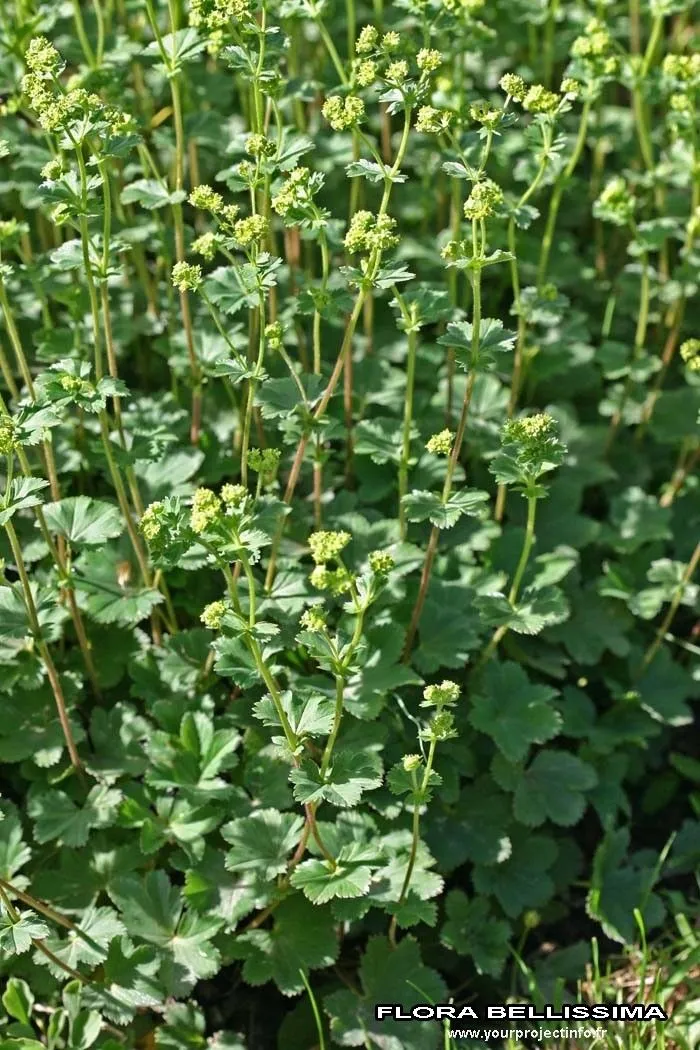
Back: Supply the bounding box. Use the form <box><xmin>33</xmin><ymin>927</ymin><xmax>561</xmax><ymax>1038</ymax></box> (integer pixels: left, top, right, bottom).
<box><xmin>0</xmin><ymin>0</ymin><xmax>699</xmax><ymax>1047</ymax></box>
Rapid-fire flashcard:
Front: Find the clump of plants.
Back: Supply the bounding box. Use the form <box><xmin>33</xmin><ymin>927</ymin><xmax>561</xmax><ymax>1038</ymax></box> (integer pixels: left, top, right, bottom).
<box><xmin>0</xmin><ymin>1</ymin><xmax>698</xmax><ymax>1048</ymax></box>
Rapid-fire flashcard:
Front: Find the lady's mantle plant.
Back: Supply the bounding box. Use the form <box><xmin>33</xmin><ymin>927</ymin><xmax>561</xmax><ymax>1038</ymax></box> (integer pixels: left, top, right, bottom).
<box><xmin>0</xmin><ymin>1</ymin><xmax>698</xmax><ymax>1049</ymax></box>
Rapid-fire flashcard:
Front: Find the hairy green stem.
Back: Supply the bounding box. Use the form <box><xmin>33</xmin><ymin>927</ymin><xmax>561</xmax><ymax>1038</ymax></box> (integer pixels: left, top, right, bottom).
<box><xmin>479</xmin><ymin>493</ymin><xmax>538</xmax><ymax>667</ymax></box>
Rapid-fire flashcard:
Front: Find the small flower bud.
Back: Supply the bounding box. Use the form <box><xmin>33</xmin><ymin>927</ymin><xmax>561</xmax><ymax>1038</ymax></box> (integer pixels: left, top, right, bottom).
<box><xmin>25</xmin><ymin>36</ymin><xmax>61</xmax><ymax>75</ymax></box>
<box><xmin>386</xmin><ymin>60</ymin><xmax>409</xmax><ymax>84</ymax></box>
<box><xmin>192</xmin><ymin>232</ymin><xmax>218</xmax><ymax>260</ymax></box>
<box><xmin>322</xmin><ymin>95</ymin><xmax>365</xmax><ymax>131</ymax></box>
<box><xmin>402</xmin><ymin>754</ymin><xmax>422</xmax><ymax>773</ymax></box>
<box><xmin>422</xmin><ymin>679</ymin><xmax>461</xmax><ymax>706</ymax></box>
<box><xmin>593</xmin><ymin>177</ymin><xmax>636</xmax><ymax>227</ymax></box>
<box><xmin>426</xmin><ymin>429</ymin><xmax>454</xmax><ymax>456</ymax></box>
<box><xmin>417</xmin><ymin>48</ymin><xmax>442</xmax><ymax>73</ymax></box>
<box><xmin>522</xmin><ymin>84</ymin><xmax>560</xmax><ymax>114</ymax></box>
<box><xmin>190</xmin><ymin>488</ymin><xmax>222</xmax><ymax>534</ymax></box>
<box><xmin>464</xmin><ymin>179</ymin><xmax>504</xmax><ymax>220</ymax></box>
<box><xmin>356</xmin><ymin>25</ymin><xmax>379</xmax><ymax>54</ymax></box>
<box><xmin>264</xmin><ymin>322</ymin><xmax>284</xmax><ymax>349</ymax></box>
<box><xmin>415</xmin><ymin>106</ymin><xmax>452</xmax><ymax>134</ymax></box>
<box><xmin>300</xmin><ymin>607</ymin><xmax>327</xmax><ymax>633</ymax></box>
<box><xmin>171</xmin><ymin>261</ymin><xmax>202</xmax><ymax>292</ymax></box>
<box><xmin>232</xmin><ymin>214</ymin><xmax>269</xmax><ymax>248</ymax></box>
<box><xmin>355</xmin><ymin>59</ymin><xmax>377</xmax><ymax>87</ymax></box>
<box><xmin>0</xmin><ymin>417</ymin><xmax>19</xmax><ymax>456</ymax></box>
<box><xmin>245</xmin><ymin>133</ymin><xmax>276</xmax><ymax>158</ymax></box>
<box><xmin>140</xmin><ymin>501</ymin><xmax>165</xmax><ymax>541</ymax></box>
<box><xmin>247</xmin><ymin>447</ymin><xmax>281</xmax><ymax>484</ymax></box>
<box><xmin>189</xmin><ymin>184</ymin><xmax>223</xmax><ymax>212</ymax></box>
<box><xmin>680</xmin><ymin>339</ymin><xmax>700</xmax><ymax>371</ymax></box>
<box><xmin>499</xmin><ymin>73</ymin><xmax>526</xmax><ymax>101</ymax></box>
<box><xmin>221</xmin><ymin>484</ymin><xmax>247</xmax><ymax>507</ymax></box>
<box><xmin>469</xmin><ymin>100</ymin><xmax>501</xmax><ymax>128</ymax></box>
<box><xmin>201</xmin><ymin>600</ymin><xmax>227</xmax><ymax>630</ymax></box>
<box><xmin>560</xmin><ymin>77</ymin><xmax>581</xmax><ymax>97</ymax></box>
<box><xmin>308</xmin><ymin>530</ymin><xmax>351</xmax><ymax>565</ymax></box>
<box><xmin>369</xmin><ymin>550</ymin><xmax>395</xmax><ymax>575</ymax></box>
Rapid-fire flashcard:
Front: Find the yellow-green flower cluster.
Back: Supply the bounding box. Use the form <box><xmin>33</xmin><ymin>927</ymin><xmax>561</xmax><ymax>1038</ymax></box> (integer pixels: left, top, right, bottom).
<box><xmin>232</xmin><ymin>214</ymin><xmax>268</xmax><ymax>248</ymax></box>
<box><xmin>189</xmin><ymin>184</ymin><xmax>223</xmax><ymax>213</ymax></box>
<box><xmin>309</xmin><ymin>565</ymin><xmax>354</xmax><ymax>596</ymax></box>
<box><xmin>247</xmin><ymin>447</ymin><xmax>281</xmax><ymax>484</ymax></box>
<box><xmin>300</xmin><ymin>607</ymin><xmax>327</xmax><ymax>633</ymax></box>
<box><xmin>201</xmin><ymin>600</ymin><xmax>227</xmax><ymax>630</ymax></box>
<box><xmin>470</xmin><ymin>100</ymin><xmax>501</xmax><ymax>128</ymax></box>
<box><xmin>570</xmin><ymin>19</ymin><xmax>618</xmax><ymax>79</ymax></box>
<box><xmin>680</xmin><ymin>339</ymin><xmax>700</xmax><ymax>372</ymax></box>
<box><xmin>368</xmin><ymin>550</ymin><xmax>395</xmax><ymax>575</ymax></box>
<box><xmin>0</xmin><ymin>219</ymin><xmax>24</xmax><ymax>245</ymax></box>
<box><xmin>522</xmin><ymin>84</ymin><xmax>560</xmax><ymax>114</ymax></box>
<box><xmin>354</xmin><ymin>59</ymin><xmax>377</xmax><ymax>87</ymax></box>
<box><xmin>190</xmin><ymin>488</ymin><xmax>222</xmax><ymax>534</ymax></box>
<box><xmin>41</xmin><ymin>157</ymin><xmax>64</xmax><ymax>181</ymax></box>
<box><xmin>322</xmin><ymin>95</ymin><xmax>365</xmax><ymax>131</ymax></box>
<box><xmin>192</xmin><ymin>232</ymin><xmax>218</xmax><ymax>260</ymax></box>
<box><xmin>272</xmin><ymin>167</ymin><xmax>313</xmax><ymax>217</ymax></box>
<box><xmin>463</xmin><ymin>179</ymin><xmax>503</xmax><ymax>221</ymax></box>
<box><xmin>386</xmin><ymin>60</ymin><xmax>409</xmax><ymax>84</ymax></box>
<box><xmin>344</xmin><ymin>211</ymin><xmax>399</xmax><ymax>254</ymax></box>
<box><xmin>415</xmin><ymin>106</ymin><xmax>452</xmax><ymax>134</ymax></box>
<box><xmin>560</xmin><ymin>78</ymin><xmax>581</xmax><ymax>98</ymax></box>
<box><xmin>25</xmin><ymin>36</ymin><xmax>61</xmax><ymax>75</ymax></box>
<box><xmin>417</xmin><ymin>49</ymin><xmax>442</xmax><ymax>74</ymax></box>
<box><xmin>422</xmin><ymin>680</ymin><xmax>461</xmax><ymax>706</ymax></box>
<box><xmin>426</xmin><ymin>429</ymin><xmax>453</xmax><ymax>456</ymax></box>
<box><xmin>172</xmin><ymin>261</ymin><xmax>202</xmax><ymax>292</ymax></box>
<box><xmin>22</xmin><ymin>76</ymin><xmax>99</xmax><ymax>133</ymax></box>
<box><xmin>265</xmin><ymin>322</ymin><xmax>284</xmax><ymax>350</ymax></box>
<box><xmin>0</xmin><ymin>417</ymin><xmax>19</xmax><ymax>456</ymax></box>
<box><xmin>221</xmin><ymin>483</ymin><xmax>247</xmax><ymax>507</ymax></box>
<box><xmin>140</xmin><ymin>502</ymin><xmax>165</xmax><ymax>541</ymax></box>
<box><xmin>308</xmin><ymin>530</ymin><xmax>351</xmax><ymax>565</ymax></box>
<box><xmin>219</xmin><ymin>204</ymin><xmax>241</xmax><ymax>228</ymax></box>
<box><xmin>59</xmin><ymin>374</ymin><xmax>93</xmax><ymax>397</ymax></box>
<box><xmin>356</xmin><ymin>25</ymin><xmax>379</xmax><ymax>53</ymax></box>
<box><xmin>593</xmin><ymin>177</ymin><xmax>635</xmax><ymax>227</ymax></box>
<box><xmin>500</xmin><ymin>73</ymin><xmax>527</xmax><ymax>101</ymax></box>
<box><xmin>503</xmin><ymin>412</ymin><xmax>557</xmax><ymax>445</ymax></box>
<box><xmin>662</xmin><ymin>53</ymin><xmax>700</xmax><ymax>85</ymax></box>
<box><xmin>189</xmin><ymin>0</ymin><xmax>252</xmax><ymax>29</ymax></box>
<box><xmin>402</xmin><ymin>753</ymin><xmax>422</xmax><ymax>772</ymax></box>
<box><xmin>246</xmin><ymin>134</ymin><xmax>276</xmax><ymax>158</ymax></box>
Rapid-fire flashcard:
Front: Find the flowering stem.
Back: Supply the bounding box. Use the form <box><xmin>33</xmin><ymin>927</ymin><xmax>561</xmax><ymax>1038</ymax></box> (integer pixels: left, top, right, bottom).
<box><xmin>479</xmin><ymin>493</ymin><xmax>538</xmax><ymax>667</ymax></box>
<box><xmin>0</xmin><ymin>281</ymin><xmax>61</xmax><ymax>502</ymax></box>
<box><xmin>265</xmin><ymin>106</ymin><xmax>413</xmax><ymax>589</ymax></box>
<box><xmin>144</xmin><ymin>0</ymin><xmax>201</xmax><ymax>443</ymax></box>
<box><xmin>388</xmin><ymin>737</ymin><xmax>437</xmax><ymax>947</ymax></box>
<box><xmin>605</xmin><ymin>246</ymin><xmax>650</xmax><ymax>452</ymax></box>
<box><xmin>659</xmin><ymin>444</ymin><xmax>699</xmax><ymax>508</ymax></box>
<box><xmin>3</xmin><ymin>515</ymin><xmax>82</xmax><ymax>772</ymax></box>
<box><xmin>640</xmin><ymin>540</ymin><xmax>700</xmax><ymax>672</ymax></box>
<box><xmin>495</xmin><ymin>126</ymin><xmax>553</xmax><ymax>522</ymax></box>
<box><xmin>71</xmin><ymin>0</ymin><xmax>96</xmax><ymax>67</ymax></box>
<box><xmin>5</xmin><ymin>426</ymin><xmax>101</xmax><ymax>696</ymax></box>
<box><xmin>241</xmin><ymin>295</ymin><xmax>267</xmax><ymax>486</ymax></box>
<box><xmin>397</xmin><ymin>298</ymin><xmax>418</xmax><ymax>540</ymax></box>
<box><xmin>402</xmin><ymin>220</ymin><xmax>481</xmax><ymax>660</ymax></box>
<box><xmin>222</xmin><ymin>550</ymin><xmax>298</xmax><ymax>752</ymax></box>
<box><xmin>537</xmin><ymin>98</ymin><xmax>592</xmax><ymax>288</ymax></box>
